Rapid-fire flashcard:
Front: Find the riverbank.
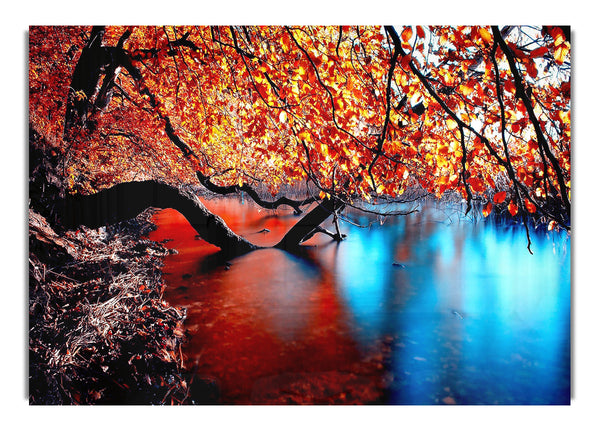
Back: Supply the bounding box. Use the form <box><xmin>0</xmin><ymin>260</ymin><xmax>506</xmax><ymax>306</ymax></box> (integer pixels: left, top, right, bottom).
<box><xmin>28</xmin><ymin>207</ymin><xmax>196</xmax><ymax>404</ymax></box>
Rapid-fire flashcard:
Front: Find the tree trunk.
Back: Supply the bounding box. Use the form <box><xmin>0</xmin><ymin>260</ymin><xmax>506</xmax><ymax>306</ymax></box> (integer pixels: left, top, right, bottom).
<box><xmin>60</xmin><ymin>180</ymin><xmax>259</xmax><ymax>256</ymax></box>
<box><xmin>64</xmin><ymin>26</ymin><xmax>107</xmax><ymax>133</ymax></box>
<box><xmin>58</xmin><ymin>180</ymin><xmax>343</xmax><ymax>255</ymax></box>
<box><xmin>275</xmin><ymin>197</ymin><xmax>344</xmax><ymax>250</ymax></box>
<box><xmin>59</xmin><ymin>27</ymin><xmax>338</xmax><ymax>253</ymax></box>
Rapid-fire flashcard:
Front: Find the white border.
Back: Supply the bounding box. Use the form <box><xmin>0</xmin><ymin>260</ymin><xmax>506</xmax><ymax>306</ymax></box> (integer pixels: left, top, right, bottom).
<box><xmin>4</xmin><ymin>1</ymin><xmax>598</xmax><ymax>429</ymax></box>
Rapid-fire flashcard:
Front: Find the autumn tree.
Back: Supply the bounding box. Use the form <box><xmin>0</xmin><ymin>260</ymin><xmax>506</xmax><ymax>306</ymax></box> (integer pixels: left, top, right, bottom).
<box><xmin>29</xmin><ymin>25</ymin><xmax>571</xmax><ymax>254</ymax></box>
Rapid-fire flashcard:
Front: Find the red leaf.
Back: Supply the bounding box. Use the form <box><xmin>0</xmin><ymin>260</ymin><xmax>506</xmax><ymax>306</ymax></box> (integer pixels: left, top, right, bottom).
<box><xmin>469</xmin><ymin>177</ymin><xmax>485</xmax><ymax>193</ymax></box>
<box><xmin>400</xmin><ymin>54</ymin><xmax>412</xmax><ymax>69</ymax></box>
<box><xmin>524</xmin><ymin>199</ymin><xmax>536</xmax><ymax>213</ymax></box>
<box><xmin>482</xmin><ymin>201</ymin><xmax>493</xmax><ymax>217</ymax></box>
<box><xmin>526</xmin><ymin>61</ymin><xmax>538</xmax><ymax>79</ymax></box>
<box><xmin>529</xmin><ymin>46</ymin><xmax>548</xmax><ymax>58</ymax></box>
<box><xmin>560</xmin><ymin>81</ymin><xmax>570</xmax><ymax>98</ymax></box>
<box><xmin>508</xmin><ymin>200</ymin><xmax>518</xmax><ymax>216</ymax></box>
<box><xmin>401</xmin><ymin>27</ymin><xmax>413</xmax><ymax>43</ymax></box>
<box><xmin>493</xmin><ymin>191</ymin><xmax>507</xmax><ymax>204</ymax></box>
<box><xmin>504</xmin><ymin>79</ymin><xmax>516</xmax><ymax>94</ymax></box>
<box><xmin>549</xmin><ymin>27</ymin><xmax>566</xmax><ymax>46</ymax></box>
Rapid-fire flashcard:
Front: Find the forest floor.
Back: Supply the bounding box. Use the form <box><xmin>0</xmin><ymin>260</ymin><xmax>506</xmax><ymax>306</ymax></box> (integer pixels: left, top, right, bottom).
<box><xmin>28</xmin><ymin>207</ymin><xmax>216</xmax><ymax>404</ymax></box>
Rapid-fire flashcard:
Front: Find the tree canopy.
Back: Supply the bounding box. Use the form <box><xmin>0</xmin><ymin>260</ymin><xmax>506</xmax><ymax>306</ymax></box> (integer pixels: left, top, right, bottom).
<box><xmin>29</xmin><ymin>25</ymin><xmax>571</xmax><ymax>247</ymax></box>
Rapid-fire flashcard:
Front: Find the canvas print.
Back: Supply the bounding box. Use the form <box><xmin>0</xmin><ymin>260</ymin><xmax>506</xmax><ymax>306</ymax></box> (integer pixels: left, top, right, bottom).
<box><xmin>28</xmin><ymin>25</ymin><xmax>571</xmax><ymax>405</ymax></box>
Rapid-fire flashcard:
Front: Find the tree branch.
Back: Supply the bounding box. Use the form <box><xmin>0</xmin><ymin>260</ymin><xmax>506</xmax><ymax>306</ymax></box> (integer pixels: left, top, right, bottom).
<box><xmin>275</xmin><ymin>197</ymin><xmax>344</xmax><ymax>249</ymax></box>
<box><xmin>491</xmin><ymin>26</ymin><xmax>570</xmax><ymax>219</ymax></box>
<box><xmin>196</xmin><ymin>171</ymin><xmax>317</xmax><ymax>215</ymax></box>
<box><xmin>384</xmin><ymin>26</ymin><xmax>473</xmax><ymax>214</ymax></box>
<box><xmin>367</xmin><ymin>27</ymin><xmax>402</xmax><ymax>190</ymax></box>
<box><xmin>61</xmin><ymin>180</ymin><xmax>259</xmax><ymax>256</ymax></box>
<box><xmin>491</xmin><ymin>39</ymin><xmax>533</xmax><ymax>253</ymax></box>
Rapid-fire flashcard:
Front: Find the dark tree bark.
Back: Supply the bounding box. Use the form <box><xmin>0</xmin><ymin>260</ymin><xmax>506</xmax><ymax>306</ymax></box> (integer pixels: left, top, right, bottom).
<box><xmin>60</xmin><ymin>181</ymin><xmax>259</xmax><ymax>256</ymax></box>
<box><xmin>57</xmin><ymin>26</ymin><xmax>346</xmax><ymax>257</ymax></box>
<box><xmin>64</xmin><ymin>26</ymin><xmax>140</xmax><ymax>137</ymax></box>
<box><xmin>196</xmin><ymin>172</ymin><xmax>317</xmax><ymax>215</ymax></box>
<box><xmin>56</xmin><ymin>179</ymin><xmax>344</xmax><ymax>256</ymax></box>
<box><xmin>275</xmin><ymin>197</ymin><xmax>344</xmax><ymax>250</ymax></box>
<box><xmin>64</xmin><ymin>26</ymin><xmax>108</xmax><ymax>133</ymax></box>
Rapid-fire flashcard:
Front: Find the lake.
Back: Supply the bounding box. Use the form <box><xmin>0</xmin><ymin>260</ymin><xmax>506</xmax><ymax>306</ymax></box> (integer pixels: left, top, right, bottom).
<box><xmin>148</xmin><ymin>196</ymin><xmax>571</xmax><ymax>404</ymax></box>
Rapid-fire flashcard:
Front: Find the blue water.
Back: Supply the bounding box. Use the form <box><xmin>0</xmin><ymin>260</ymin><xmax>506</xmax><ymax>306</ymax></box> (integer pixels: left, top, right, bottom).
<box><xmin>334</xmin><ymin>202</ymin><xmax>571</xmax><ymax>404</ymax></box>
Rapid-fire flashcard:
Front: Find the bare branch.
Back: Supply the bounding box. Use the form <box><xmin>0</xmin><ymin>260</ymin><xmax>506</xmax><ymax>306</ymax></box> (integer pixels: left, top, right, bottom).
<box><xmin>491</xmin><ymin>26</ymin><xmax>570</xmax><ymax>218</ymax></box>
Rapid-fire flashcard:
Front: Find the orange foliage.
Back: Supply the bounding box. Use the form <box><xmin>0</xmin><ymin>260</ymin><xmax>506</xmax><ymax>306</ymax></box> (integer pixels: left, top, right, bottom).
<box><xmin>29</xmin><ymin>25</ymin><xmax>570</xmax><ymax>226</ymax></box>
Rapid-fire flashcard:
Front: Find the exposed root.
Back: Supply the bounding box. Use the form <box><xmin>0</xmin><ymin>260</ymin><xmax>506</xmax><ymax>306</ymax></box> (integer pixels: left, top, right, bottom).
<box><xmin>28</xmin><ymin>208</ymin><xmax>197</xmax><ymax>405</ymax></box>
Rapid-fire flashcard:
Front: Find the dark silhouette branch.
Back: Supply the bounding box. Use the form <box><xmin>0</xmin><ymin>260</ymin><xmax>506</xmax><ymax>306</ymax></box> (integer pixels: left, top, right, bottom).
<box><xmin>491</xmin><ymin>26</ymin><xmax>570</xmax><ymax>219</ymax></box>
<box><xmin>195</xmin><ymin>171</ymin><xmax>317</xmax><ymax>215</ymax></box>
<box><xmin>367</xmin><ymin>27</ymin><xmax>403</xmax><ymax>190</ymax></box>
<box><xmin>385</xmin><ymin>26</ymin><xmax>473</xmax><ymax>214</ymax></box>
<box><xmin>490</xmin><ymin>39</ymin><xmax>533</xmax><ymax>253</ymax></box>
<box><xmin>336</xmin><ymin>26</ymin><xmax>343</xmax><ymax>57</ymax></box>
<box><xmin>61</xmin><ymin>181</ymin><xmax>259</xmax><ymax>256</ymax></box>
<box><xmin>301</xmin><ymin>225</ymin><xmax>340</xmax><ymax>243</ymax></box>
<box><xmin>275</xmin><ymin>197</ymin><xmax>344</xmax><ymax>250</ymax></box>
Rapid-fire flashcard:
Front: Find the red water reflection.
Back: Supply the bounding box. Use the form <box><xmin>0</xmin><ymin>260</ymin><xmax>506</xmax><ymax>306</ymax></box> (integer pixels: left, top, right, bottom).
<box><xmin>148</xmin><ymin>198</ymin><xmax>387</xmax><ymax>404</ymax></box>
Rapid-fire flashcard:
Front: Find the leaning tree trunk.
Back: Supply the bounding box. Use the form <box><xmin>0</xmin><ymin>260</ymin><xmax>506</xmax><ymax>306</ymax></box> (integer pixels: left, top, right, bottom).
<box><xmin>57</xmin><ymin>26</ymin><xmax>344</xmax><ymax>256</ymax></box>
<box><xmin>275</xmin><ymin>197</ymin><xmax>344</xmax><ymax>250</ymax></box>
<box><xmin>58</xmin><ymin>180</ymin><xmax>343</xmax><ymax>255</ymax></box>
<box><xmin>60</xmin><ymin>181</ymin><xmax>258</xmax><ymax>256</ymax></box>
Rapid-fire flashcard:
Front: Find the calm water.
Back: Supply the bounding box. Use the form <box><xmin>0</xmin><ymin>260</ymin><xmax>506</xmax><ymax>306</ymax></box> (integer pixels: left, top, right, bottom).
<box><xmin>149</xmin><ymin>197</ymin><xmax>571</xmax><ymax>405</ymax></box>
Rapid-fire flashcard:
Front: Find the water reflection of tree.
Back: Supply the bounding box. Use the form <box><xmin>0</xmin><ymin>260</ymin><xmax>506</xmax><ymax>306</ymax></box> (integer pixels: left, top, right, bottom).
<box><xmin>159</xmin><ymin>216</ymin><xmax>389</xmax><ymax>403</ymax></box>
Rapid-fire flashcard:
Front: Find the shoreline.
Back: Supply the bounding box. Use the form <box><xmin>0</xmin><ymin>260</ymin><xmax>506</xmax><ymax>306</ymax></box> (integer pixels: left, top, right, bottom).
<box><xmin>29</xmin><ymin>207</ymin><xmax>194</xmax><ymax>404</ymax></box>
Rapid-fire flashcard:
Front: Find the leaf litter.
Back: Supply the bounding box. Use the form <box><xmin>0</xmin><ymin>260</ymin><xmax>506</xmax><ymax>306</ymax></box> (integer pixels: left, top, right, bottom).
<box><xmin>29</xmin><ymin>208</ymin><xmax>215</xmax><ymax>404</ymax></box>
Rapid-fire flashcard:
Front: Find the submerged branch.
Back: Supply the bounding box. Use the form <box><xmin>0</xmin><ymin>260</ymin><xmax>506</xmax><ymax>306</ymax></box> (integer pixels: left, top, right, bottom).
<box><xmin>275</xmin><ymin>197</ymin><xmax>344</xmax><ymax>250</ymax></box>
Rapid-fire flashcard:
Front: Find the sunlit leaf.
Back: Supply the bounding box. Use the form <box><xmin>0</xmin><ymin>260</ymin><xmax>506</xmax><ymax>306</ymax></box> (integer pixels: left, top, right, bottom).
<box><xmin>479</xmin><ymin>27</ymin><xmax>492</xmax><ymax>43</ymax></box>
<box><xmin>524</xmin><ymin>199</ymin><xmax>536</xmax><ymax>213</ymax></box>
<box><xmin>482</xmin><ymin>201</ymin><xmax>493</xmax><ymax>217</ymax></box>
<box><xmin>554</xmin><ymin>44</ymin><xmax>569</xmax><ymax>65</ymax></box>
<box><xmin>445</xmin><ymin>118</ymin><xmax>458</xmax><ymax>130</ymax></box>
<box><xmin>459</xmin><ymin>81</ymin><xmax>475</xmax><ymax>96</ymax></box>
<box><xmin>493</xmin><ymin>191</ymin><xmax>507</xmax><ymax>204</ymax></box>
<box><xmin>401</xmin><ymin>27</ymin><xmax>413</xmax><ymax>43</ymax></box>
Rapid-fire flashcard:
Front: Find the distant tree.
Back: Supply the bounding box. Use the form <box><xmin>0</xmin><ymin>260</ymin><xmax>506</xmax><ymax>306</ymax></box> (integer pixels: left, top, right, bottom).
<box><xmin>29</xmin><ymin>25</ymin><xmax>570</xmax><ymax>254</ymax></box>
